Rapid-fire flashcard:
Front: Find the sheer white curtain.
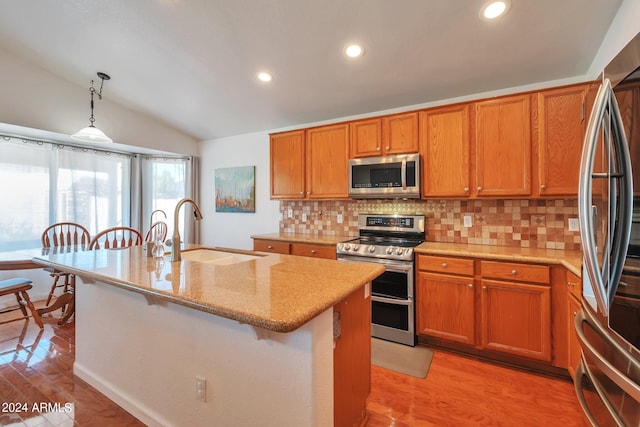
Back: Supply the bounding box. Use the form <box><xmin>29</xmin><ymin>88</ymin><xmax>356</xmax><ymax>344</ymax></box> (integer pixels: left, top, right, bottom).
<box><xmin>0</xmin><ymin>136</ymin><xmax>132</xmax><ymax>250</ymax></box>
<box><xmin>139</xmin><ymin>156</ymin><xmax>195</xmax><ymax>243</ymax></box>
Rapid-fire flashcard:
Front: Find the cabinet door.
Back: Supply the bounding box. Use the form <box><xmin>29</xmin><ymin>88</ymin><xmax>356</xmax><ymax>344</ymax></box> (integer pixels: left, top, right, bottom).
<box><xmin>420</xmin><ymin>105</ymin><xmax>470</xmax><ymax>197</ymax></box>
<box><xmin>480</xmin><ymin>279</ymin><xmax>551</xmax><ymax>361</ymax></box>
<box><xmin>474</xmin><ymin>94</ymin><xmax>532</xmax><ymax>197</ymax></box>
<box><xmin>306</xmin><ymin>123</ymin><xmax>350</xmax><ymax>199</ymax></box>
<box><xmin>567</xmin><ymin>293</ymin><xmax>581</xmax><ymax>380</ymax></box>
<box><xmin>536</xmin><ymin>85</ymin><xmax>588</xmax><ymax>196</ymax></box>
<box><xmin>350</xmin><ymin>118</ymin><xmax>382</xmax><ymax>158</ymax></box>
<box><xmin>270</xmin><ymin>130</ymin><xmax>305</xmax><ymax>199</ymax></box>
<box><xmin>417</xmin><ymin>272</ymin><xmax>475</xmax><ymax>345</ymax></box>
<box><xmin>382</xmin><ymin>112</ymin><xmax>419</xmax><ymax>155</ymax></box>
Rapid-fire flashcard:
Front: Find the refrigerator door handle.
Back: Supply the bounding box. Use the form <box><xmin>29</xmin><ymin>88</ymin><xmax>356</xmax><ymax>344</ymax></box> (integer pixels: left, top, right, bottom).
<box><xmin>576</xmin><ymin>307</ymin><xmax>640</xmax><ymax>401</ymax></box>
<box><xmin>579</xmin><ymin>81</ymin><xmax>611</xmax><ymax>315</ymax></box>
<box><xmin>575</xmin><ymin>358</ymin><xmax>626</xmax><ymax>427</ymax></box>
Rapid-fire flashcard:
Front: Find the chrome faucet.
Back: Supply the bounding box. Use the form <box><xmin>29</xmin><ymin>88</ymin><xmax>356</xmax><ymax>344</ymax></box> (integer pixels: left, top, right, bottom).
<box><xmin>169</xmin><ymin>198</ymin><xmax>203</xmax><ymax>262</ymax></box>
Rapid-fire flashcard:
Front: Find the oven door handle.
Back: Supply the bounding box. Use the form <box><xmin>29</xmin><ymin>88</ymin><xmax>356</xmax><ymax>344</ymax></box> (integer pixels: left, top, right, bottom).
<box><xmin>337</xmin><ymin>256</ymin><xmax>413</xmax><ymax>272</ymax></box>
<box><xmin>372</xmin><ymin>295</ymin><xmax>412</xmax><ymax>305</ymax></box>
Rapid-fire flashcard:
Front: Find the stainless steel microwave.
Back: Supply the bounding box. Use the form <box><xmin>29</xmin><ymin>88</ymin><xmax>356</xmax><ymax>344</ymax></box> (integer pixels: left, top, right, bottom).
<box><xmin>348</xmin><ymin>153</ymin><xmax>421</xmax><ymax>198</ymax></box>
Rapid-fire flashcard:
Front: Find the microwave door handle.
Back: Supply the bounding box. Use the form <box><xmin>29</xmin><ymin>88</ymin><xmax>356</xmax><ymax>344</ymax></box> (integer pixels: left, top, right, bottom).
<box><xmin>579</xmin><ymin>80</ymin><xmax>610</xmax><ymax>315</ymax></box>
<box><xmin>401</xmin><ymin>158</ymin><xmax>407</xmax><ymax>190</ymax></box>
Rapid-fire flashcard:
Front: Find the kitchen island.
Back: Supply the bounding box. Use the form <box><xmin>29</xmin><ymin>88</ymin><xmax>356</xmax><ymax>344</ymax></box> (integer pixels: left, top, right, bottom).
<box><xmin>32</xmin><ymin>245</ymin><xmax>383</xmax><ymax>427</ymax></box>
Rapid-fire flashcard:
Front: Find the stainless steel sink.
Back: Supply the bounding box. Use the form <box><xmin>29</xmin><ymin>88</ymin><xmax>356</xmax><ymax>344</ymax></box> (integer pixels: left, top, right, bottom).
<box><xmin>180</xmin><ymin>248</ymin><xmax>262</xmax><ymax>265</ymax></box>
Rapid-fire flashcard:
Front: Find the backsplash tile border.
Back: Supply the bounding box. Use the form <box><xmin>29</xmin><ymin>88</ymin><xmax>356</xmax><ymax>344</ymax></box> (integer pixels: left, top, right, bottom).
<box><xmin>279</xmin><ymin>199</ymin><xmax>581</xmax><ymax>251</ymax></box>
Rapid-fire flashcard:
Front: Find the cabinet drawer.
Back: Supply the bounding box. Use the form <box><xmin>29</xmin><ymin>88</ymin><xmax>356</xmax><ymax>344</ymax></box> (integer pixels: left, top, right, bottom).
<box><xmin>481</xmin><ymin>261</ymin><xmax>549</xmax><ymax>284</ymax></box>
<box><xmin>417</xmin><ymin>255</ymin><xmax>474</xmax><ymax>276</ymax></box>
<box><xmin>567</xmin><ymin>270</ymin><xmax>582</xmax><ymax>299</ymax></box>
<box><xmin>291</xmin><ymin>243</ymin><xmax>336</xmax><ymax>260</ymax></box>
<box><xmin>253</xmin><ymin>239</ymin><xmax>290</xmax><ymax>254</ymax></box>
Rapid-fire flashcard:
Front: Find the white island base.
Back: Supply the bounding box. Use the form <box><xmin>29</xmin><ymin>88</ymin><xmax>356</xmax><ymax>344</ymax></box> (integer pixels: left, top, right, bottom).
<box><xmin>73</xmin><ymin>278</ymin><xmax>336</xmax><ymax>427</ymax></box>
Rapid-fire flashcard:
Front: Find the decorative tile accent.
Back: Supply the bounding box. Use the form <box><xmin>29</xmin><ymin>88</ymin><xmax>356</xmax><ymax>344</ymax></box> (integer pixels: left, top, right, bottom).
<box><xmin>280</xmin><ymin>199</ymin><xmax>581</xmax><ymax>251</ymax></box>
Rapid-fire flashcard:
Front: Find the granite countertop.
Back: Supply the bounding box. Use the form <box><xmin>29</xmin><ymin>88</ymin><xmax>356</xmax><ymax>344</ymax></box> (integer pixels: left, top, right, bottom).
<box><xmin>31</xmin><ymin>245</ymin><xmax>383</xmax><ymax>333</ymax></box>
<box><xmin>415</xmin><ymin>242</ymin><xmax>583</xmax><ymax>277</ymax></box>
<box><xmin>251</xmin><ymin>232</ymin><xmax>356</xmax><ymax>245</ymax></box>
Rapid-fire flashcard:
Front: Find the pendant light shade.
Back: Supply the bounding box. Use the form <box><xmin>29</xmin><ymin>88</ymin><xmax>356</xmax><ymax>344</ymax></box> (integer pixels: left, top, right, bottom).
<box><xmin>71</xmin><ymin>125</ymin><xmax>113</xmax><ymax>143</ymax></box>
<box><xmin>72</xmin><ymin>72</ymin><xmax>112</xmax><ymax>143</ymax></box>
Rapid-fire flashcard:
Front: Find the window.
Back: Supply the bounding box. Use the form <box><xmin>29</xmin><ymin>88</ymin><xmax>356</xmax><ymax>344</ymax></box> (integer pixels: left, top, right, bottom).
<box><xmin>0</xmin><ymin>137</ymin><xmax>131</xmax><ymax>251</ymax></box>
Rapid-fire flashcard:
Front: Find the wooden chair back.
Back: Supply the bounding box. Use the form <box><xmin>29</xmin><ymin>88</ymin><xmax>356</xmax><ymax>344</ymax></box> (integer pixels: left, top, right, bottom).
<box><xmin>144</xmin><ymin>221</ymin><xmax>168</xmax><ymax>243</ymax></box>
<box><xmin>90</xmin><ymin>226</ymin><xmax>143</xmax><ymax>250</ymax></box>
<box><xmin>42</xmin><ymin>222</ymin><xmax>91</xmax><ymax>249</ymax></box>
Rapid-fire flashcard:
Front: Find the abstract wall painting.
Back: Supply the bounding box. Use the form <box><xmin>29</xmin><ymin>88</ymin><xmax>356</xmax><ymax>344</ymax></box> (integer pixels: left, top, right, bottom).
<box><xmin>214</xmin><ymin>166</ymin><xmax>256</xmax><ymax>213</ymax></box>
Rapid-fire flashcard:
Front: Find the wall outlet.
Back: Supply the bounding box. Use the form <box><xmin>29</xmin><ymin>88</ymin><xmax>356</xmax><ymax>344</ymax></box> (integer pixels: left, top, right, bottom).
<box><xmin>302</xmin><ymin>213</ymin><xmax>307</xmax><ymax>222</ymax></box>
<box><xmin>568</xmin><ymin>218</ymin><xmax>580</xmax><ymax>232</ymax></box>
<box><xmin>337</xmin><ymin>214</ymin><xmax>343</xmax><ymax>224</ymax></box>
<box><xmin>287</xmin><ymin>208</ymin><xmax>293</xmax><ymax>218</ymax></box>
<box><xmin>463</xmin><ymin>215</ymin><xmax>473</xmax><ymax>227</ymax></box>
<box><xmin>196</xmin><ymin>376</ymin><xmax>206</xmax><ymax>402</ymax></box>
<box><xmin>279</xmin><ymin>212</ymin><xmax>283</xmax><ymax>221</ymax></box>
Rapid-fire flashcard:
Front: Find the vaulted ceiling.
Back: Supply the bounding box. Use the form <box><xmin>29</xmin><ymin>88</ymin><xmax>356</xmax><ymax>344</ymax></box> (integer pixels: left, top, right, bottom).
<box><xmin>0</xmin><ymin>0</ymin><xmax>623</xmax><ymax>140</ymax></box>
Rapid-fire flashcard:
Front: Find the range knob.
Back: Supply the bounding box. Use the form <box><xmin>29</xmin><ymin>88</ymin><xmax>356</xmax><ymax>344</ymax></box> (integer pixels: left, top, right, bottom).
<box><xmin>368</xmin><ymin>245</ymin><xmax>376</xmax><ymax>253</ymax></box>
<box><xmin>386</xmin><ymin>247</ymin><xmax>393</xmax><ymax>254</ymax></box>
<box><xmin>396</xmin><ymin>247</ymin><xmax>404</xmax><ymax>255</ymax></box>
<box><xmin>343</xmin><ymin>244</ymin><xmax>351</xmax><ymax>251</ymax></box>
<box><xmin>353</xmin><ymin>244</ymin><xmax>360</xmax><ymax>251</ymax></box>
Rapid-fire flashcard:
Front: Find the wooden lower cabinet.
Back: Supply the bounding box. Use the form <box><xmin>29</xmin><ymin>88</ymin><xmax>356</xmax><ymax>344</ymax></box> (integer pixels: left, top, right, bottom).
<box><xmin>417</xmin><ymin>272</ymin><xmax>475</xmax><ymax>345</ymax></box>
<box><xmin>417</xmin><ymin>255</ymin><xmax>556</xmax><ymax>366</ymax></box>
<box><xmin>480</xmin><ymin>279</ymin><xmax>551</xmax><ymax>362</ymax></box>
<box><xmin>334</xmin><ymin>285</ymin><xmax>371</xmax><ymax>427</ymax></box>
<box><xmin>253</xmin><ymin>238</ymin><xmax>336</xmax><ymax>260</ymax></box>
<box><xmin>567</xmin><ymin>292</ymin><xmax>581</xmax><ymax>379</ymax></box>
<box><xmin>290</xmin><ymin>243</ymin><xmax>336</xmax><ymax>259</ymax></box>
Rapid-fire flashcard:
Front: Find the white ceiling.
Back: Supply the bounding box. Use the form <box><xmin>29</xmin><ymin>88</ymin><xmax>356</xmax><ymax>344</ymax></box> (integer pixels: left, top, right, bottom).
<box><xmin>0</xmin><ymin>0</ymin><xmax>623</xmax><ymax>141</ymax></box>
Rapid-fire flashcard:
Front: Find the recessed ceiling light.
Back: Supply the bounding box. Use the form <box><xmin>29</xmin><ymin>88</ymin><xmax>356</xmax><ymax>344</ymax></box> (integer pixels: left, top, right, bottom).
<box><xmin>257</xmin><ymin>71</ymin><xmax>273</xmax><ymax>82</ymax></box>
<box><xmin>344</xmin><ymin>44</ymin><xmax>364</xmax><ymax>58</ymax></box>
<box><xmin>480</xmin><ymin>0</ymin><xmax>510</xmax><ymax>20</ymax></box>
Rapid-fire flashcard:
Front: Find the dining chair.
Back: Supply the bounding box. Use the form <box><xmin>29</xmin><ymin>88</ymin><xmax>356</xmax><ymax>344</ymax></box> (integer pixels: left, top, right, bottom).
<box><xmin>41</xmin><ymin>222</ymin><xmax>91</xmax><ymax>307</ymax></box>
<box><xmin>90</xmin><ymin>226</ymin><xmax>143</xmax><ymax>249</ymax></box>
<box><xmin>144</xmin><ymin>221</ymin><xmax>168</xmax><ymax>243</ymax></box>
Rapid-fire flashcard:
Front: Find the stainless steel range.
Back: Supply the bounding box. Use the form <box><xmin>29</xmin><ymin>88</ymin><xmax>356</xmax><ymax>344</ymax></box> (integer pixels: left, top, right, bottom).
<box><xmin>337</xmin><ymin>213</ymin><xmax>425</xmax><ymax>346</ymax></box>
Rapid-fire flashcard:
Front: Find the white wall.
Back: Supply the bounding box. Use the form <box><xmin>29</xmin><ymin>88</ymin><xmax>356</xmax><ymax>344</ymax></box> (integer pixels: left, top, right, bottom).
<box><xmin>199</xmin><ymin>131</ymin><xmax>280</xmax><ymax>249</ymax></box>
<box><xmin>0</xmin><ymin>44</ymin><xmax>198</xmax><ymax>156</ymax></box>
<box><xmin>588</xmin><ymin>0</ymin><xmax>640</xmax><ymax>78</ymax></box>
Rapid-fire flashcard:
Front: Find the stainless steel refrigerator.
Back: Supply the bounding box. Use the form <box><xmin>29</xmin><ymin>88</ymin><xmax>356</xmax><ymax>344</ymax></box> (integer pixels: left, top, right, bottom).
<box><xmin>576</xmin><ymin>32</ymin><xmax>640</xmax><ymax>426</ymax></box>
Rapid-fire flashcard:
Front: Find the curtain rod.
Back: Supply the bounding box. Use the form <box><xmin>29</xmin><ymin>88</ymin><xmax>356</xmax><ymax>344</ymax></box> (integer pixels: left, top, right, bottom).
<box><xmin>0</xmin><ymin>132</ymin><xmax>135</xmax><ymax>157</ymax></box>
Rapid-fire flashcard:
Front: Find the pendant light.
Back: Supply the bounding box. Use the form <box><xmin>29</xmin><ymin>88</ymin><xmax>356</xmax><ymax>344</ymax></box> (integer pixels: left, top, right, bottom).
<box><xmin>71</xmin><ymin>72</ymin><xmax>112</xmax><ymax>143</ymax></box>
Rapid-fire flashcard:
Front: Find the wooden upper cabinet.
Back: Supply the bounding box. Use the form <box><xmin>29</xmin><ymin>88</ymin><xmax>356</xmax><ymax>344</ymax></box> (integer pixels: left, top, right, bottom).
<box><xmin>306</xmin><ymin>123</ymin><xmax>350</xmax><ymax>199</ymax></box>
<box><xmin>420</xmin><ymin>104</ymin><xmax>471</xmax><ymax>197</ymax></box>
<box><xmin>474</xmin><ymin>94</ymin><xmax>532</xmax><ymax>197</ymax></box>
<box><xmin>382</xmin><ymin>112</ymin><xmax>419</xmax><ymax>155</ymax></box>
<box><xmin>535</xmin><ymin>84</ymin><xmax>588</xmax><ymax>196</ymax></box>
<box><xmin>350</xmin><ymin>118</ymin><xmax>383</xmax><ymax>157</ymax></box>
<box><xmin>351</xmin><ymin>112</ymin><xmax>419</xmax><ymax>158</ymax></box>
<box><xmin>270</xmin><ymin>130</ymin><xmax>305</xmax><ymax>199</ymax></box>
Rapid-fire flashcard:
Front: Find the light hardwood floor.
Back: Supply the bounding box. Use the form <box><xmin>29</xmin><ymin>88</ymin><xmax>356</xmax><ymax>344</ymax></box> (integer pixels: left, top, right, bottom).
<box><xmin>0</xmin><ymin>305</ymin><xmax>585</xmax><ymax>426</ymax></box>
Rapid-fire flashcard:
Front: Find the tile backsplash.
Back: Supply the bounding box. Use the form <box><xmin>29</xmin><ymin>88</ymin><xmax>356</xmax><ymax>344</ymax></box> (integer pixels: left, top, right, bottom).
<box><xmin>280</xmin><ymin>199</ymin><xmax>581</xmax><ymax>251</ymax></box>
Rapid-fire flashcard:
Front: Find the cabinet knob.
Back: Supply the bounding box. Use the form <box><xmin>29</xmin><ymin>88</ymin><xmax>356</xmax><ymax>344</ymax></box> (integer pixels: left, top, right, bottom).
<box><xmin>386</xmin><ymin>146</ymin><xmax>390</xmax><ymax>150</ymax></box>
<box><xmin>441</xmin><ymin>262</ymin><xmax>447</xmax><ymax>268</ymax></box>
<box><xmin>477</xmin><ymin>186</ymin><xmax>482</xmax><ymax>191</ymax></box>
<box><xmin>573</xmin><ymin>311</ymin><xmax>578</xmax><ymax>316</ymax></box>
<box><xmin>299</xmin><ymin>191</ymin><xmax>304</xmax><ymax>195</ymax></box>
<box><xmin>311</xmin><ymin>249</ymin><xmax>316</xmax><ymax>254</ymax></box>
<box><xmin>482</xmin><ymin>286</ymin><xmax>487</xmax><ymax>290</ymax></box>
<box><xmin>511</xmin><ymin>269</ymin><xmax>517</xmax><ymax>275</ymax></box>
<box><xmin>307</xmin><ymin>191</ymin><xmax>310</xmax><ymax>195</ymax></box>
<box><xmin>267</xmin><ymin>245</ymin><xmax>273</xmax><ymax>249</ymax></box>
<box><xmin>468</xmin><ymin>284</ymin><xmax>473</xmax><ymax>288</ymax></box>
<box><xmin>464</xmin><ymin>187</ymin><xmax>469</xmax><ymax>193</ymax></box>
<box><xmin>540</xmin><ymin>184</ymin><xmax>546</xmax><ymax>190</ymax></box>
<box><xmin>376</xmin><ymin>147</ymin><xmax>381</xmax><ymax>151</ymax></box>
